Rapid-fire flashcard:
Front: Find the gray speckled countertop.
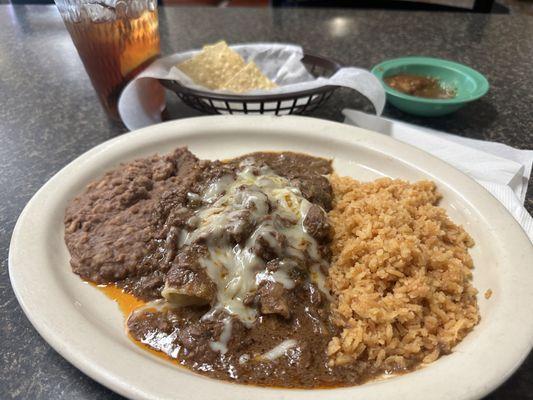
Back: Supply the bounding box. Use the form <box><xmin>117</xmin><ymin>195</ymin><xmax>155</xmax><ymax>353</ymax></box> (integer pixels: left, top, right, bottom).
<box><xmin>0</xmin><ymin>5</ymin><xmax>532</xmax><ymax>399</ymax></box>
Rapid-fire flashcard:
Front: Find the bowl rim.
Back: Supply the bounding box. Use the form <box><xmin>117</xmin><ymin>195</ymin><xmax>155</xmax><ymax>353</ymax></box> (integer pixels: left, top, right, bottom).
<box><xmin>371</xmin><ymin>56</ymin><xmax>490</xmax><ymax>105</ymax></box>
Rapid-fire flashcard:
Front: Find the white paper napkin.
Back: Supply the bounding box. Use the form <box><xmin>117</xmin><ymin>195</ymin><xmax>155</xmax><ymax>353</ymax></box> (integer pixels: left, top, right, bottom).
<box><xmin>343</xmin><ymin>109</ymin><xmax>533</xmax><ymax>241</ymax></box>
<box><xmin>118</xmin><ymin>43</ymin><xmax>385</xmax><ymax>131</ymax></box>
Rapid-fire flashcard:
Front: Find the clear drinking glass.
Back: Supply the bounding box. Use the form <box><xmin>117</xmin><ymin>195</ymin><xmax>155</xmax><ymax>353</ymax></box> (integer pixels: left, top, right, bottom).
<box><xmin>54</xmin><ymin>0</ymin><xmax>161</xmax><ymax>119</ymax></box>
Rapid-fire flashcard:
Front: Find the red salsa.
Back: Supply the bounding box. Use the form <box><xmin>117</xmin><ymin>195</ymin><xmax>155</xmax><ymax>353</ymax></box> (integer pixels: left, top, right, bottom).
<box><xmin>384</xmin><ymin>74</ymin><xmax>455</xmax><ymax>99</ymax></box>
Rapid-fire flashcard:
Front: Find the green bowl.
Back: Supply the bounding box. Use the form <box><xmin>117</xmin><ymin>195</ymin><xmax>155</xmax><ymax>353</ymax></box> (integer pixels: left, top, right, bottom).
<box><xmin>371</xmin><ymin>57</ymin><xmax>489</xmax><ymax>117</ymax></box>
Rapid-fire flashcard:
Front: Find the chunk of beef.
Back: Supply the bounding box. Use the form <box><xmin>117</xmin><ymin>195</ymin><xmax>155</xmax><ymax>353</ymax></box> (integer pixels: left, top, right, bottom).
<box><xmin>177</xmin><ymin>312</ymin><xmax>245</xmax><ymax>358</ymax></box>
<box><xmin>177</xmin><ymin>320</ymin><xmax>218</xmax><ymax>359</ymax></box>
<box><xmin>256</xmin><ymin>281</ymin><xmax>291</xmax><ymax>319</ymax></box>
<box><xmin>226</xmin><ymin>209</ymin><xmax>255</xmax><ymax>245</ymax></box>
<box><xmin>303</xmin><ymin>204</ymin><xmax>331</xmax><ymax>241</ymax></box>
<box><xmin>290</xmin><ymin>174</ymin><xmax>333</xmax><ymax>211</ymax></box>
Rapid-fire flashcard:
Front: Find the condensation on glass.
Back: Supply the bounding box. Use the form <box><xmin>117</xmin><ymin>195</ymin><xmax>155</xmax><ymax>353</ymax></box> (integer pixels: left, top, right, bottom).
<box><xmin>54</xmin><ymin>0</ymin><xmax>161</xmax><ymax>119</ymax></box>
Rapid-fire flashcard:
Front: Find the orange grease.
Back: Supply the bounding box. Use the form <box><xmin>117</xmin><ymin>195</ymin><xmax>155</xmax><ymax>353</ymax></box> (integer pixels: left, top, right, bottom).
<box><xmin>95</xmin><ymin>283</ymin><xmax>145</xmax><ymax>315</ymax></box>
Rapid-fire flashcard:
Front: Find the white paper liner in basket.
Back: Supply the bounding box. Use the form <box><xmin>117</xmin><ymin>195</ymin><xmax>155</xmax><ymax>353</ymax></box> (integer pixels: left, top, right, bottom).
<box><xmin>118</xmin><ymin>43</ymin><xmax>386</xmax><ymax>130</ymax></box>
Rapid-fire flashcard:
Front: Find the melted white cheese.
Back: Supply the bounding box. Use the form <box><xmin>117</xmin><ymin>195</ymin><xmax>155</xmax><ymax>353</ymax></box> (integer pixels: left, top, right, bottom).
<box><xmin>209</xmin><ymin>316</ymin><xmax>233</xmax><ymax>354</ymax></box>
<box><xmin>165</xmin><ymin>164</ymin><xmax>329</xmax><ymax>327</ymax></box>
<box><xmin>129</xmin><ymin>299</ymin><xmax>168</xmax><ymax>316</ymax></box>
<box><xmin>259</xmin><ymin>339</ymin><xmax>298</xmax><ymax>361</ymax></box>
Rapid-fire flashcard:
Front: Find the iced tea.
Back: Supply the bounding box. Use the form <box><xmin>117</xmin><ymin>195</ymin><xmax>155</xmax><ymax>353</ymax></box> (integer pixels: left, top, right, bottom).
<box><xmin>57</xmin><ymin>1</ymin><xmax>160</xmax><ymax>119</ymax></box>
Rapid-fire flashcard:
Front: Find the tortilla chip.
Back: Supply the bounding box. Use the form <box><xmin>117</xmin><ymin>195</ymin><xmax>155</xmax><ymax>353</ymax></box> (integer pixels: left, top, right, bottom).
<box><xmin>221</xmin><ymin>62</ymin><xmax>277</xmax><ymax>93</ymax></box>
<box><xmin>178</xmin><ymin>41</ymin><xmax>246</xmax><ymax>90</ymax></box>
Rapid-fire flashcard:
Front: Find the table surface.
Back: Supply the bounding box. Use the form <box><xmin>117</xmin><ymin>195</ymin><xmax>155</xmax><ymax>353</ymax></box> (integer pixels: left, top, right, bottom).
<box><xmin>1</xmin><ymin>4</ymin><xmax>532</xmax><ymax>399</ymax></box>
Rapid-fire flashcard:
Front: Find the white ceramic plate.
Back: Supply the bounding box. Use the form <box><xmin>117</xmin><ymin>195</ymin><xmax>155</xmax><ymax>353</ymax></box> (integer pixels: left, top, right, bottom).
<box><xmin>9</xmin><ymin>116</ymin><xmax>533</xmax><ymax>400</ymax></box>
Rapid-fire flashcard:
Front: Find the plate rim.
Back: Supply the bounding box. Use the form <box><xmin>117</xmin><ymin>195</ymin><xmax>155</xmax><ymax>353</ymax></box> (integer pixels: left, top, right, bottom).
<box><xmin>9</xmin><ymin>115</ymin><xmax>533</xmax><ymax>400</ymax></box>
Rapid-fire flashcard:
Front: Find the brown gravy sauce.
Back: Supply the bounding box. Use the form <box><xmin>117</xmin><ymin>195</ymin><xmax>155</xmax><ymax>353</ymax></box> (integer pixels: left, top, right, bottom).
<box><xmin>95</xmin><ymin>284</ymin><xmax>181</xmax><ymax>364</ymax></box>
<box><xmin>95</xmin><ymin>284</ymin><xmax>370</xmax><ymax>389</ymax></box>
<box><xmin>95</xmin><ymin>283</ymin><xmax>403</xmax><ymax>389</ymax></box>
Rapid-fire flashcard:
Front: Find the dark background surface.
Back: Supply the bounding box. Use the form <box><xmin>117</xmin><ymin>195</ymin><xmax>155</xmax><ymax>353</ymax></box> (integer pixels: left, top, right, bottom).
<box><xmin>1</xmin><ymin>5</ymin><xmax>532</xmax><ymax>399</ymax></box>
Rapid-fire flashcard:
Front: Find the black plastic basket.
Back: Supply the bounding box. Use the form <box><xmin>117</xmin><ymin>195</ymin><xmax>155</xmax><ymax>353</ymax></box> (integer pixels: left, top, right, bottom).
<box><xmin>160</xmin><ymin>52</ymin><xmax>342</xmax><ymax>115</ymax></box>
